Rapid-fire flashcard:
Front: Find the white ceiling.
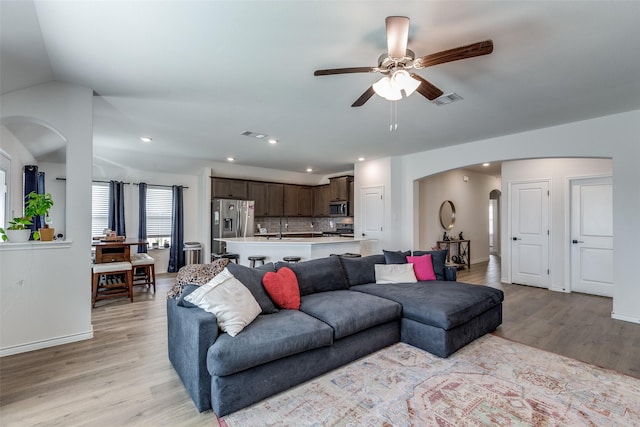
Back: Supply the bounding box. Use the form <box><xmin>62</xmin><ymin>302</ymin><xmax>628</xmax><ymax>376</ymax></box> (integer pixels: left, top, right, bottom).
<box><xmin>1</xmin><ymin>1</ymin><xmax>639</xmax><ymax>176</ymax></box>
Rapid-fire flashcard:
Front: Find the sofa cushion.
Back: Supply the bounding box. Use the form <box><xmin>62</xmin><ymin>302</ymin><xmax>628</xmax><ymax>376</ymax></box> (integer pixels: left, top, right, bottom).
<box><xmin>383</xmin><ymin>249</ymin><xmax>411</xmax><ymax>264</ymax></box>
<box><xmin>184</xmin><ymin>270</ymin><xmax>262</xmax><ymax>337</ymax></box>
<box><xmin>263</xmin><ymin>267</ymin><xmax>301</xmax><ymax>310</ymax></box>
<box><xmin>226</xmin><ymin>262</ymin><xmax>279</xmax><ymax>314</ymax></box>
<box><xmin>407</xmin><ymin>254</ymin><xmax>437</xmax><ymax>281</ymax></box>
<box><xmin>275</xmin><ymin>256</ymin><xmax>348</xmax><ymax>296</ymax></box>
<box><xmin>374</xmin><ymin>263</ymin><xmax>417</xmax><ymax>284</ymax></box>
<box><xmin>207</xmin><ymin>310</ymin><xmax>334</xmax><ymax>376</ymax></box>
<box><xmin>352</xmin><ymin>281</ymin><xmax>504</xmax><ymax>330</ymax></box>
<box><xmin>412</xmin><ymin>249</ymin><xmax>448</xmax><ymax>280</ymax></box>
<box><xmin>299</xmin><ymin>290</ymin><xmax>401</xmax><ymax>340</ymax></box>
<box><xmin>339</xmin><ymin>254</ymin><xmax>386</xmax><ymax>287</ymax></box>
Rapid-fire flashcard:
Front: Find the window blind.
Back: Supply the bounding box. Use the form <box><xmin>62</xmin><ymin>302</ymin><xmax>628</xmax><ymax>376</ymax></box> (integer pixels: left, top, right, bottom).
<box><xmin>91</xmin><ymin>184</ymin><xmax>109</xmax><ymax>236</ymax></box>
<box><xmin>146</xmin><ymin>187</ymin><xmax>172</xmax><ymax>237</ymax></box>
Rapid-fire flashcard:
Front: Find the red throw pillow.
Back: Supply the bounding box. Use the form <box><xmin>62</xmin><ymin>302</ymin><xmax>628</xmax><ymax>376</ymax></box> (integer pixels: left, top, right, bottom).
<box><xmin>262</xmin><ymin>267</ymin><xmax>300</xmax><ymax>310</ymax></box>
<box><xmin>407</xmin><ymin>254</ymin><xmax>437</xmax><ymax>281</ymax></box>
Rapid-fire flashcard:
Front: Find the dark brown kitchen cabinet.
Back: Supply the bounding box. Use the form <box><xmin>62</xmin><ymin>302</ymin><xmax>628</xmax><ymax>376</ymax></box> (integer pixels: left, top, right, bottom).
<box><xmin>249</xmin><ymin>181</ymin><xmax>283</xmax><ymax>216</ymax></box>
<box><xmin>211</xmin><ymin>177</ymin><xmax>248</xmax><ymax>199</ymax></box>
<box><xmin>313</xmin><ymin>185</ymin><xmax>330</xmax><ymax>217</ymax></box>
<box><xmin>329</xmin><ymin>176</ymin><xmax>353</xmax><ymax>201</ymax></box>
<box><xmin>284</xmin><ymin>184</ymin><xmax>313</xmax><ymax>216</ymax></box>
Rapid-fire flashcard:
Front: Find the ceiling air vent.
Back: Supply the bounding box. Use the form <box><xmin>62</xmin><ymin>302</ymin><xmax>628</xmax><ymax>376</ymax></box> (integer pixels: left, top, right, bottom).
<box><xmin>241</xmin><ymin>131</ymin><xmax>266</xmax><ymax>139</ymax></box>
<box><xmin>433</xmin><ymin>92</ymin><xmax>463</xmax><ymax>106</ymax></box>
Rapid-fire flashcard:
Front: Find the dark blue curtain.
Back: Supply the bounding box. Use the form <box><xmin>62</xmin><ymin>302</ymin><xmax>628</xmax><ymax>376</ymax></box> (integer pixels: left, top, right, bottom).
<box><xmin>108</xmin><ymin>180</ymin><xmax>126</xmax><ymax>236</ymax></box>
<box><xmin>23</xmin><ymin>165</ymin><xmax>40</xmax><ymax>235</ymax></box>
<box><xmin>137</xmin><ymin>183</ymin><xmax>148</xmax><ymax>253</ymax></box>
<box><xmin>168</xmin><ymin>185</ymin><xmax>184</xmax><ymax>272</ymax></box>
<box><xmin>36</xmin><ymin>171</ymin><xmax>45</xmax><ymax>228</ymax></box>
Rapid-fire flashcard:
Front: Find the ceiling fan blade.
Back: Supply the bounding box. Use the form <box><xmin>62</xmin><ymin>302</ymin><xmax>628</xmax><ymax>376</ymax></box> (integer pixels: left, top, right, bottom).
<box><xmin>386</xmin><ymin>16</ymin><xmax>410</xmax><ymax>59</ymax></box>
<box><xmin>410</xmin><ymin>74</ymin><xmax>444</xmax><ymax>100</ymax></box>
<box><xmin>351</xmin><ymin>86</ymin><xmax>376</xmax><ymax>107</ymax></box>
<box><xmin>413</xmin><ymin>40</ymin><xmax>494</xmax><ymax>69</ymax></box>
<box><xmin>314</xmin><ymin>67</ymin><xmax>376</xmax><ymax>76</ymax></box>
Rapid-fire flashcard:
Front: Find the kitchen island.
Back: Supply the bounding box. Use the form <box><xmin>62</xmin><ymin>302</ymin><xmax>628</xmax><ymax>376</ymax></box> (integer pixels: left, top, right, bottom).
<box><xmin>216</xmin><ymin>236</ymin><xmax>364</xmax><ymax>266</ymax></box>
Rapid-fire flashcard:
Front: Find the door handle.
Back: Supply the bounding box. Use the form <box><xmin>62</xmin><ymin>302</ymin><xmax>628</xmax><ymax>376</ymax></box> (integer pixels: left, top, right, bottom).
<box><xmin>572</xmin><ymin>239</ymin><xmax>584</xmax><ymax>244</ymax></box>
<box><xmin>512</xmin><ymin>237</ymin><xmax>521</xmax><ymax>241</ymax></box>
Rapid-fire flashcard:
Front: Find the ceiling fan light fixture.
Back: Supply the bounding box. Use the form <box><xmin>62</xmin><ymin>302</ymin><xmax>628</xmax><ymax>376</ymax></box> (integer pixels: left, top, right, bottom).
<box><xmin>392</xmin><ymin>70</ymin><xmax>421</xmax><ymax>96</ymax></box>
<box><xmin>373</xmin><ymin>76</ymin><xmax>402</xmax><ymax>101</ymax></box>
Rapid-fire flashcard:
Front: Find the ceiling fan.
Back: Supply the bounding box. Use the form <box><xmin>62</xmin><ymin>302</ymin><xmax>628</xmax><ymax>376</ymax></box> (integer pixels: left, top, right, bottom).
<box><xmin>314</xmin><ymin>16</ymin><xmax>493</xmax><ymax>107</ymax></box>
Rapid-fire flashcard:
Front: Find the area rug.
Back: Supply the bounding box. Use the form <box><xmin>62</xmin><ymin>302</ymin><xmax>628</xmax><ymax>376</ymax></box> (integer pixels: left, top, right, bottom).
<box><xmin>220</xmin><ymin>335</ymin><xmax>640</xmax><ymax>426</ymax></box>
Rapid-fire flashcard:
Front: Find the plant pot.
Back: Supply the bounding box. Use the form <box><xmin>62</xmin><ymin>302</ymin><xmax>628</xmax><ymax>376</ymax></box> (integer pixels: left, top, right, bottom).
<box><xmin>39</xmin><ymin>227</ymin><xmax>56</xmax><ymax>241</ymax></box>
<box><xmin>5</xmin><ymin>229</ymin><xmax>32</xmax><ymax>243</ymax></box>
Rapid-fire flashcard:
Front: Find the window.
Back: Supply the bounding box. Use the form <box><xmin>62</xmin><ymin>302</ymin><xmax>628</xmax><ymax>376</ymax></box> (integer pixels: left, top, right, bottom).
<box><xmin>146</xmin><ymin>187</ymin><xmax>172</xmax><ymax>247</ymax></box>
<box><xmin>91</xmin><ymin>183</ymin><xmax>109</xmax><ymax>237</ymax></box>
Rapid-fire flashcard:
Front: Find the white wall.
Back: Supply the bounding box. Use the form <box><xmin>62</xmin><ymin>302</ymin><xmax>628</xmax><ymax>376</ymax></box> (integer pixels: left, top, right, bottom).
<box><xmin>1</xmin><ymin>82</ymin><xmax>94</xmax><ymax>356</ymax></box>
<box><xmin>501</xmin><ymin>158</ymin><xmax>612</xmax><ymax>290</ymax></box>
<box><xmin>355</xmin><ymin>109</ymin><xmax>640</xmax><ymax>324</ymax></box>
<box><xmin>418</xmin><ymin>168</ymin><xmax>501</xmax><ymax>263</ymax></box>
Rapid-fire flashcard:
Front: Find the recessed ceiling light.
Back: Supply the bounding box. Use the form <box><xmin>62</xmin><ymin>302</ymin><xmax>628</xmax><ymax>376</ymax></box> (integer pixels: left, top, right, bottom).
<box><xmin>358</xmin><ymin>157</ymin><xmax>365</xmax><ymax>162</ymax></box>
<box><xmin>139</xmin><ymin>136</ymin><xmax>152</xmax><ymax>143</ymax></box>
<box><xmin>306</xmin><ymin>168</ymin><xmax>313</xmax><ymax>172</ymax></box>
<box><xmin>227</xmin><ymin>157</ymin><xmax>234</xmax><ymax>162</ymax></box>
<box><xmin>483</xmin><ymin>163</ymin><xmax>490</xmax><ymax>167</ymax></box>
<box><xmin>268</xmin><ymin>139</ymin><xmax>277</xmax><ymax>144</ymax></box>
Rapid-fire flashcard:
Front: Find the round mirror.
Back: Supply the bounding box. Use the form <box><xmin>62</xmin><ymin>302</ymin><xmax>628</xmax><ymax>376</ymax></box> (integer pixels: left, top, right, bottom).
<box><xmin>439</xmin><ymin>200</ymin><xmax>456</xmax><ymax>230</ymax></box>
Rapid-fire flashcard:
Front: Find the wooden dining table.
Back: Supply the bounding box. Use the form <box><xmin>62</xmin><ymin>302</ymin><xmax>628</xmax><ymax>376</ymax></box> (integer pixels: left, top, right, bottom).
<box><xmin>92</xmin><ymin>238</ymin><xmax>148</xmax><ymax>264</ymax></box>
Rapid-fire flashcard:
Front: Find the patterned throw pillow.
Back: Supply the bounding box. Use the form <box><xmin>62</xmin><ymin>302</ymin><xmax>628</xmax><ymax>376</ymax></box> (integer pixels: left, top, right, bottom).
<box><xmin>167</xmin><ymin>258</ymin><xmax>230</xmax><ymax>299</ymax></box>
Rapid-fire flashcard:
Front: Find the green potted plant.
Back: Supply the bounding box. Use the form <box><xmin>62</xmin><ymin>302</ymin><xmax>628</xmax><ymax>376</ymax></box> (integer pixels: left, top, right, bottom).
<box><xmin>24</xmin><ymin>191</ymin><xmax>55</xmax><ymax>241</ymax></box>
<box><xmin>0</xmin><ymin>217</ymin><xmax>33</xmax><ymax>242</ymax></box>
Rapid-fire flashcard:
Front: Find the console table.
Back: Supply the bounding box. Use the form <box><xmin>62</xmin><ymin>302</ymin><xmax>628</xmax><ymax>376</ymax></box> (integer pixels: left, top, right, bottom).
<box><xmin>437</xmin><ymin>239</ymin><xmax>471</xmax><ymax>270</ymax></box>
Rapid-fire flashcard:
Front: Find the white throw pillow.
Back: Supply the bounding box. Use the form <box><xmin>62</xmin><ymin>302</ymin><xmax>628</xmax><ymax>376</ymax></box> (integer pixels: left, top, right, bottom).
<box><xmin>184</xmin><ymin>268</ymin><xmax>261</xmax><ymax>337</ymax></box>
<box><xmin>375</xmin><ymin>263</ymin><xmax>418</xmax><ymax>284</ymax></box>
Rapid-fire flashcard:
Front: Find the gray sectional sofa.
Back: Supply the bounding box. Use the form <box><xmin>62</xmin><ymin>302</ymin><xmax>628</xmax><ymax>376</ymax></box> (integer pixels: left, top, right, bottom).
<box><xmin>167</xmin><ymin>252</ymin><xmax>504</xmax><ymax>417</ymax></box>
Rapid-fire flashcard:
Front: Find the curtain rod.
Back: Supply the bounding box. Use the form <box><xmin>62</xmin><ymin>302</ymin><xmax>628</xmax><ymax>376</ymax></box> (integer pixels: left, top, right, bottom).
<box><xmin>56</xmin><ymin>177</ymin><xmax>188</xmax><ymax>189</ymax></box>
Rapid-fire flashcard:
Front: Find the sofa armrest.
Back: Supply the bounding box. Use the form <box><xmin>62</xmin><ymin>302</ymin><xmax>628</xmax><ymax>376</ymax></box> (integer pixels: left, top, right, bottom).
<box><xmin>444</xmin><ymin>266</ymin><xmax>458</xmax><ymax>281</ymax></box>
<box><xmin>167</xmin><ymin>297</ymin><xmax>219</xmax><ymax>412</ymax></box>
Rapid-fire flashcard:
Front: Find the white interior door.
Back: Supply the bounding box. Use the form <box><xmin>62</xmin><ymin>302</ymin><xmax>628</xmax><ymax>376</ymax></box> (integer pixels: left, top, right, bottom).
<box><xmin>570</xmin><ymin>177</ymin><xmax>613</xmax><ymax>297</ymax></box>
<box><xmin>510</xmin><ymin>181</ymin><xmax>550</xmax><ymax>288</ymax></box>
<box><xmin>360</xmin><ymin>186</ymin><xmax>384</xmax><ymax>254</ymax></box>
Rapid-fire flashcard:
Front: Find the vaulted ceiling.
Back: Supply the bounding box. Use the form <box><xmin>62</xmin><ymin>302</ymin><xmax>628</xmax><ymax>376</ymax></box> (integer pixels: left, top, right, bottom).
<box><xmin>2</xmin><ymin>1</ymin><xmax>639</xmax><ymax>176</ymax></box>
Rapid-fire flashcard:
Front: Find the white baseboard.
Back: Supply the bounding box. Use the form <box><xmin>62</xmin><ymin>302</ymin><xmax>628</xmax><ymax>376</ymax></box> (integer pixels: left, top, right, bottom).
<box><xmin>611</xmin><ymin>312</ymin><xmax>640</xmax><ymax>324</ymax></box>
<box><xmin>0</xmin><ymin>327</ymin><xmax>94</xmax><ymax>357</ymax></box>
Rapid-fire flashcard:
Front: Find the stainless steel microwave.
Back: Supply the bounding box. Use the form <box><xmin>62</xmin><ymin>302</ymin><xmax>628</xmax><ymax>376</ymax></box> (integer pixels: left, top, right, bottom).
<box><xmin>329</xmin><ymin>201</ymin><xmax>348</xmax><ymax>216</ymax></box>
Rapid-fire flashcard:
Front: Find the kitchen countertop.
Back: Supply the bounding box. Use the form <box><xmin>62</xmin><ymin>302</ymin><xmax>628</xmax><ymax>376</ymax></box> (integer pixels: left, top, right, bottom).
<box><xmin>216</xmin><ymin>236</ymin><xmax>363</xmax><ymax>244</ymax></box>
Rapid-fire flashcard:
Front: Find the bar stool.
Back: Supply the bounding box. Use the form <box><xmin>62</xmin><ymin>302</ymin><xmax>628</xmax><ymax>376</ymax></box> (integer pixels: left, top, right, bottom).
<box><xmin>248</xmin><ymin>255</ymin><xmax>266</xmax><ymax>268</ymax></box>
<box><xmin>213</xmin><ymin>253</ymin><xmax>239</xmax><ymax>264</ymax></box>
<box><xmin>92</xmin><ymin>261</ymin><xmax>133</xmax><ymax>307</ymax></box>
<box><xmin>131</xmin><ymin>253</ymin><xmax>156</xmax><ymax>293</ymax></box>
<box><xmin>283</xmin><ymin>256</ymin><xmax>301</xmax><ymax>263</ymax></box>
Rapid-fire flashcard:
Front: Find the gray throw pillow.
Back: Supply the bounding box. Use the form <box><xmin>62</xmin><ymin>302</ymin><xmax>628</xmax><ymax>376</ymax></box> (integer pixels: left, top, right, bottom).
<box><xmin>383</xmin><ymin>249</ymin><xmax>411</xmax><ymax>264</ymax></box>
<box><xmin>412</xmin><ymin>249</ymin><xmax>448</xmax><ymax>281</ymax></box>
<box><xmin>226</xmin><ymin>263</ymin><xmax>279</xmax><ymax>314</ymax></box>
<box><xmin>275</xmin><ymin>256</ymin><xmax>348</xmax><ymax>296</ymax></box>
<box><xmin>339</xmin><ymin>254</ymin><xmax>386</xmax><ymax>286</ymax></box>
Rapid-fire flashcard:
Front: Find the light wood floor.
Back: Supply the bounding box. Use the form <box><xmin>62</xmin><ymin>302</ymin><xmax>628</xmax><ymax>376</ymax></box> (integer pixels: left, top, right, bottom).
<box><xmin>1</xmin><ymin>257</ymin><xmax>639</xmax><ymax>426</ymax></box>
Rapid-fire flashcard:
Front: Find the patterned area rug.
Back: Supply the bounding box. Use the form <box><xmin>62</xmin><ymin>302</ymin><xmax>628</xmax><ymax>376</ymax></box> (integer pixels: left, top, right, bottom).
<box><xmin>220</xmin><ymin>335</ymin><xmax>640</xmax><ymax>426</ymax></box>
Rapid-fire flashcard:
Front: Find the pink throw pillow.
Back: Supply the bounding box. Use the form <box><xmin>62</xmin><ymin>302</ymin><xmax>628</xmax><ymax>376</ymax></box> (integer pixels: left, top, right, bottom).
<box><xmin>262</xmin><ymin>267</ymin><xmax>300</xmax><ymax>310</ymax></box>
<box><xmin>407</xmin><ymin>254</ymin><xmax>437</xmax><ymax>281</ymax></box>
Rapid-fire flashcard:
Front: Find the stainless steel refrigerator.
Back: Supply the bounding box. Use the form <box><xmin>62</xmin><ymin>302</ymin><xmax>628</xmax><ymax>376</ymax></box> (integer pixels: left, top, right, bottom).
<box><xmin>211</xmin><ymin>198</ymin><xmax>255</xmax><ymax>255</ymax></box>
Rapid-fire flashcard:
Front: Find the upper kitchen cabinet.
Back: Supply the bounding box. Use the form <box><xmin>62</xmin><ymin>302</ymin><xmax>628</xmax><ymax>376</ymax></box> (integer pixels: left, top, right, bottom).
<box><xmin>249</xmin><ymin>181</ymin><xmax>284</xmax><ymax>216</ymax></box>
<box><xmin>313</xmin><ymin>185</ymin><xmax>330</xmax><ymax>217</ymax></box>
<box><xmin>329</xmin><ymin>176</ymin><xmax>353</xmax><ymax>201</ymax></box>
<box><xmin>212</xmin><ymin>177</ymin><xmax>248</xmax><ymax>199</ymax></box>
<box><xmin>284</xmin><ymin>184</ymin><xmax>314</xmax><ymax>216</ymax></box>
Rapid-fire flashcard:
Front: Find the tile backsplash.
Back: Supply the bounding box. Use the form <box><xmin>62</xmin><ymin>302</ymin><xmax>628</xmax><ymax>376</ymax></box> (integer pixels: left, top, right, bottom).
<box><xmin>255</xmin><ymin>217</ymin><xmax>352</xmax><ymax>233</ymax></box>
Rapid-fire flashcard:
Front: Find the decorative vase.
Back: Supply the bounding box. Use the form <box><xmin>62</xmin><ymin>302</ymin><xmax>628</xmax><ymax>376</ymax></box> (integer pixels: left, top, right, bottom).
<box><xmin>39</xmin><ymin>227</ymin><xmax>56</xmax><ymax>241</ymax></box>
<box><xmin>6</xmin><ymin>229</ymin><xmax>32</xmax><ymax>243</ymax></box>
